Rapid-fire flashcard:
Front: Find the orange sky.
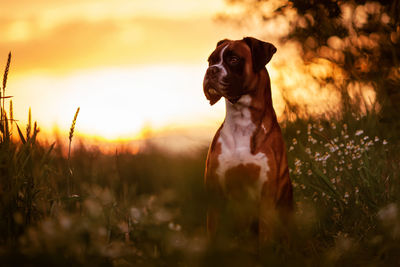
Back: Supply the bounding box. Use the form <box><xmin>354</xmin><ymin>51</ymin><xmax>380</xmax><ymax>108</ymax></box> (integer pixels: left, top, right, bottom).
<box><xmin>1</xmin><ymin>1</ymin><xmax>236</xmax><ymax>143</ymax></box>
<box><xmin>0</xmin><ymin>0</ymin><xmax>353</xmax><ymax>150</ymax></box>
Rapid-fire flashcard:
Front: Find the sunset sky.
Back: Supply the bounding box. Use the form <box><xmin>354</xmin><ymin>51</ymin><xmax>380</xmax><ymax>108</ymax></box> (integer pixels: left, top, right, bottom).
<box><xmin>1</xmin><ymin>0</ymin><xmax>346</xmax><ymax>150</ymax></box>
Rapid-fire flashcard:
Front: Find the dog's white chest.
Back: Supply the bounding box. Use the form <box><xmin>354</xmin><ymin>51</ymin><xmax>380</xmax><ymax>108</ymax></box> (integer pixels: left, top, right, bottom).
<box><xmin>215</xmin><ymin>95</ymin><xmax>269</xmax><ymax>198</ymax></box>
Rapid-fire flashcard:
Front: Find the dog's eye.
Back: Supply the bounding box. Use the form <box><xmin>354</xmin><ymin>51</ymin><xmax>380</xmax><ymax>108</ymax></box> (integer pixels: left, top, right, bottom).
<box><xmin>229</xmin><ymin>56</ymin><xmax>240</xmax><ymax>65</ymax></box>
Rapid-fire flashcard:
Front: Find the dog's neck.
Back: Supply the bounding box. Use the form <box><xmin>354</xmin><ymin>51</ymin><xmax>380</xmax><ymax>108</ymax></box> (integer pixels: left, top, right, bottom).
<box><xmin>224</xmin><ymin>69</ymin><xmax>277</xmax><ymax>135</ymax></box>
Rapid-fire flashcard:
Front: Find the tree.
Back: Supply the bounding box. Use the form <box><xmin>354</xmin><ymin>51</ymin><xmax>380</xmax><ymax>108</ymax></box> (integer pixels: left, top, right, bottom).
<box><xmin>222</xmin><ymin>0</ymin><xmax>400</xmax><ymax>121</ymax></box>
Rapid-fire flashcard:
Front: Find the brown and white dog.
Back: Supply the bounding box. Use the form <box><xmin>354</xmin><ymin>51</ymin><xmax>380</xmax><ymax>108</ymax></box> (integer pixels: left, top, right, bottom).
<box><xmin>203</xmin><ymin>37</ymin><xmax>293</xmax><ymax>245</ymax></box>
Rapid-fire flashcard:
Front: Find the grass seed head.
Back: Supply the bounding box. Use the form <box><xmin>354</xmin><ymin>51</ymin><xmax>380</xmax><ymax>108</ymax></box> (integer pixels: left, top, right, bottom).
<box><xmin>2</xmin><ymin>52</ymin><xmax>11</xmax><ymax>93</ymax></box>
<box><xmin>69</xmin><ymin>107</ymin><xmax>80</xmax><ymax>142</ymax></box>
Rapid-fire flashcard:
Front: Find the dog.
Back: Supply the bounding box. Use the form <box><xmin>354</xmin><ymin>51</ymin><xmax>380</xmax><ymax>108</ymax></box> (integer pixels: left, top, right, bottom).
<box><xmin>203</xmin><ymin>37</ymin><xmax>293</xmax><ymax>245</ymax></box>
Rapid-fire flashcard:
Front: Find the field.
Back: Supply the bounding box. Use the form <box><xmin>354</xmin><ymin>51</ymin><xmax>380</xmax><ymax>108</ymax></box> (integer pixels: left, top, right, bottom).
<box><xmin>1</xmin><ymin>60</ymin><xmax>400</xmax><ymax>266</ymax></box>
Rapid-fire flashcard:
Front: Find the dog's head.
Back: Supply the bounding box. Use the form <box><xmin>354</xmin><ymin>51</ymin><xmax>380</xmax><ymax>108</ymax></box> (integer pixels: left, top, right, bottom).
<box><xmin>203</xmin><ymin>37</ymin><xmax>276</xmax><ymax>105</ymax></box>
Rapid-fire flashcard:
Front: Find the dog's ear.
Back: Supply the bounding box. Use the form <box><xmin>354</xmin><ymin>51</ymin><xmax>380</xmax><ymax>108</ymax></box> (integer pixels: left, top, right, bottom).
<box><xmin>243</xmin><ymin>37</ymin><xmax>277</xmax><ymax>72</ymax></box>
<box><xmin>216</xmin><ymin>39</ymin><xmax>229</xmax><ymax>48</ymax></box>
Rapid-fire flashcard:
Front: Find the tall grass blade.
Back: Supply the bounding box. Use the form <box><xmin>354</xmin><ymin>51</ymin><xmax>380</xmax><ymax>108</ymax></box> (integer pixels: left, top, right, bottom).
<box><xmin>2</xmin><ymin>52</ymin><xmax>11</xmax><ymax>122</ymax></box>
<box><xmin>2</xmin><ymin>52</ymin><xmax>11</xmax><ymax>94</ymax></box>
<box><xmin>67</xmin><ymin>107</ymin><xmax>80</xmax><ymax>196</ymax></box>
<box><xmin>68</xmin><ymin>107</ymin><xmax>80</xmax><ymax>160</ymax></box>
<box><xmin>9</xmin><ymin>100</ymin><xmax>13</xmax><ymax>134</ymax></box>
<box><xmin>32</xmin><ymin>121</ymin><xmax>39</xmax><ymax>143</ymax></box>
<box><xmin>4</xmin><ymin>112</ymin><xmax>9</xmax><ymax>142</ymax></box>
<box><xmin>69</xmin><ymin>107</ymin><xmax>80</xmax><ymax>144</ymax></box>
<box><xmin>26</xmin><ymin>107</ymin><xmax>31</xmax><ymax>140</ymax></box>
<box><xmin>45</xmin><ymin>142</ymin><xmax>55</xmax><ymax>159</ymax></box>
<box><xmin>16</xmin><ymin>123</ymin><xmax>26</xmax><ymax>144</ymax></box>
<box><xmin>0</xmin><ymin>109</ymin><xmax>3</xmax><ymax>136</ymax></box>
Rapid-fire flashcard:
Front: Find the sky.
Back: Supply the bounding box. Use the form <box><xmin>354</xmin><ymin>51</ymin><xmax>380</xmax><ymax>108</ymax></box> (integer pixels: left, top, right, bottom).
<box><xmin>0</xmin><ymin>0</ymin><xmax>351</xmax><ymax>151</ymax></box>
<box><xmin>0</xmin><ymin>0</ymin><xmax>242</xmax><ymax>145</ymax></box>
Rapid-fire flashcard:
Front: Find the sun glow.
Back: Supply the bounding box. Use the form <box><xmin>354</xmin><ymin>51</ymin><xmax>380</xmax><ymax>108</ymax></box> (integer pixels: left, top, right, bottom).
<box><xmin>1</xmin><ymin>0</ymin><xmax>352</xmax><ymax>148</ymax></box>
<box><xmin>10</xmin><ymin>64</ymin><xmax>226</xmax><ymax>141</ymax></box>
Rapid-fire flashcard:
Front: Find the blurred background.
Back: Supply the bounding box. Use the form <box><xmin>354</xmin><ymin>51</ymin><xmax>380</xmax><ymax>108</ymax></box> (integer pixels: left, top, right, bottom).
<box><xmin>1</xmin><ymin>0</ymin><xmax>254</xmax><ymax>151</ymax></box>
<box><xmin>4</xmin><ymin>0</ymin><xmax>391</xmax><ymax>151</ymax></box>
<box><xmin>1</xmin><ymin>0</ymin><xmax>400</xmax><ymax>266</ymax></box>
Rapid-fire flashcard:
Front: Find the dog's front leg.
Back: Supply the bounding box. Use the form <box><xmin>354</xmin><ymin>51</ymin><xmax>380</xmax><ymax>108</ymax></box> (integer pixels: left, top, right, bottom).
<box><xmin>259</xmin><ymin>183</ymin><xmax>279</xmax><ymax>246</ymax></box>
<box><xmin>206</xmin><ymin>204</ymin><xmax>220</xmax><ymax>240</ymax></box>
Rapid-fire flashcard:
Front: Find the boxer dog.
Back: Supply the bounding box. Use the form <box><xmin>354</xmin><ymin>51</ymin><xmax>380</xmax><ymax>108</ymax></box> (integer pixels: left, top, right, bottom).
<box><xmin>203</xmin><ymin>37</ymin><xmax>293</xmax><ymax>246</ymax></box>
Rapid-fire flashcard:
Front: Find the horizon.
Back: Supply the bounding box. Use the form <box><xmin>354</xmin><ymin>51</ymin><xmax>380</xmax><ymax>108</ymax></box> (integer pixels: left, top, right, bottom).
<box><xmin>1</xmin><ymin>0</ymin><xmax>375</xmax><ymax>151</ymax></box>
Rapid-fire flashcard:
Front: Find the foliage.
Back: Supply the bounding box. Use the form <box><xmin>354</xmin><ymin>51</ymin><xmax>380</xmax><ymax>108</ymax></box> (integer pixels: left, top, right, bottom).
<box><xmin>223</xmin><ymin>0</ymin><xmax>400</xmax><ymax>123</ymax></box>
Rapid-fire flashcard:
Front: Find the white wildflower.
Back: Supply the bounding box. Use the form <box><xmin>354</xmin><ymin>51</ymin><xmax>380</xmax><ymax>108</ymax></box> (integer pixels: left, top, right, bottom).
<box><xmin>346</xmin><ymin>143</ymin><xmax>353</xmax><ymax>150</ymax></box>
<box><xmin>168</xmin><ymin>222</ymin><xmax>182</xmax><ymax>231</ymax></box>
<box><xmin>130</xmin><ymin>207</ymin><xmax>142</xmax><ymax>222</ymax></box>
<box><xmin>355</xmin><ymin>130</ymin><xmax>364</xmax><ymax>136</ymax></box>
<box><xmin>330</xmin><ymin>145</ymin><xmax>339</xmax><ymax>153</ymax></box>
<box><xmin>323</xmin><ymin>152</ymin><xmax>331</xmax><ymax>161</ymax></box>
<box><xmin>347</xmin><ymin>163</ymin><xmax>352</xmax><ymax>170</ymax></box>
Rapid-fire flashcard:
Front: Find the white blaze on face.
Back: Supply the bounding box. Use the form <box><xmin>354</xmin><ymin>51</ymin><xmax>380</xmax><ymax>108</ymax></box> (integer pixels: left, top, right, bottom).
<box><xmin>209</xmin><ymin>44</ymin><xmax>228</xmax><ymax>78</ymax></box>
<box><xmin>216</xmin><ymin>95</ymin><xmax>269</xmax><ymax>199</ymax></box>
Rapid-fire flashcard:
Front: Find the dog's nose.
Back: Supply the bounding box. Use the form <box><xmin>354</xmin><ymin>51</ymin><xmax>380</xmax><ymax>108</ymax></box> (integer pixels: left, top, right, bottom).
<box><xmin>207</xmin><ymin>66</ymin><xmax>219</xmax><ymax>76</ymax></box>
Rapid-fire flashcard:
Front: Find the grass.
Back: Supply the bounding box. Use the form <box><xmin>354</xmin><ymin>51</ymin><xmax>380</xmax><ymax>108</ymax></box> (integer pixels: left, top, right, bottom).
<box><xmin>0</xmin><ymin>55</ymin><xmax>400</xmax><ymax>266</ymax></box>
<box><xmin>68</xmin><ymin>107</ymin><xmax>80</xmax><ymax>196</ymax></box>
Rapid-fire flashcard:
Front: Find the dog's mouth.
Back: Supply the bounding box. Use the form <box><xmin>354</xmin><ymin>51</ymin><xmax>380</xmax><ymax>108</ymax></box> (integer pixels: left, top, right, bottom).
<box><xmin>206</xmin><ymin>86</ymin><xmax>242</xmax><ymax>104</ymax></box>
<box><xmin>204</xmin><ymin>77</ymin><xmax>243</xmax><ymax>105</ymax></box>
<box><xmin>208</xmin><ymin>88</ymin><xmax>220</xmax><ymax>96</ymax></box>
